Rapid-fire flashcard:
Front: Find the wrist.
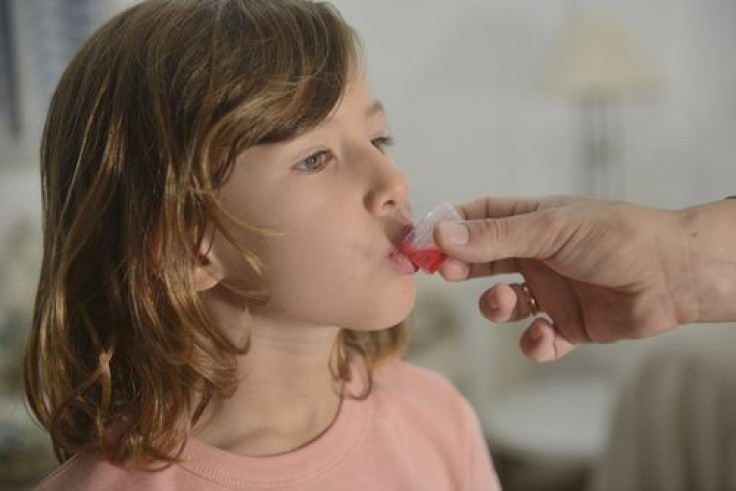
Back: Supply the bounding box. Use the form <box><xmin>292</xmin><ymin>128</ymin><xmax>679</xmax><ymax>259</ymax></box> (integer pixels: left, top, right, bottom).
<box><xmin>675</xmin><ymin>200</ymin><xmax>736</xmax><ymax>324</ymax></box>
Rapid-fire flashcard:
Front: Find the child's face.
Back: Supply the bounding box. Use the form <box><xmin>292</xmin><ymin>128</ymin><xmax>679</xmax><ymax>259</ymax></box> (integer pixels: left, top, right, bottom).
<box><xmin>209</xmin><ymin>74</ymin><xmax>415</xmax><ymax>331</ymax></box>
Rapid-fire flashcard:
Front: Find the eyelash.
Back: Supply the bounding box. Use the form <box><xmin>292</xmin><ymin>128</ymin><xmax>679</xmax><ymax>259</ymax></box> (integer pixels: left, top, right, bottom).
<box><xmin>372</xmin><ymin>135</ymin><xmax>394</xmax><ymax>153</ymax></box>
<box><xmin>292</xmin><ymin>150</ymin><xmax>333</xmax><ymax>173</ymax></box>
<box><xmin>292</xmin><ymin>135</ymin><xmax>395</xmax><ymax>173</ymax></box>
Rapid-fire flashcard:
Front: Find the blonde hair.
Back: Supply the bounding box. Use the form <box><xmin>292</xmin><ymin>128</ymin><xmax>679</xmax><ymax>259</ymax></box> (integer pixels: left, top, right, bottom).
<box><xmin>24</xmin><ymin>0</ymin><xmax>406</xmax><ymax>469</ymax></box>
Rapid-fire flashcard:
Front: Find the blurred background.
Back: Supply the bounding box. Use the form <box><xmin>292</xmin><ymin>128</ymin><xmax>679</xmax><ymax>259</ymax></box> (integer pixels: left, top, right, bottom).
<box><xmin>1</xmin><ymin>0</ymin><xmax>736</xmax><ymax>489</ymax></box>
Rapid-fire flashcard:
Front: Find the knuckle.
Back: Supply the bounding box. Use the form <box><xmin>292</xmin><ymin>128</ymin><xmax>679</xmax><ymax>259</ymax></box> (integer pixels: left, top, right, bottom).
<box><xmin>471</xmin><ymin>218</ymin><xmax>505</xmax><ymax>245</ymax></box>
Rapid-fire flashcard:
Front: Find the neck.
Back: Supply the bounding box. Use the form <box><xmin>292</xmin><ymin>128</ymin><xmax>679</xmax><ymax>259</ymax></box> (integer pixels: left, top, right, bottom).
<box><xmin>193</xmin><ymin>286</ymin><xmax>344</xmax><ymax>457</ymax></box>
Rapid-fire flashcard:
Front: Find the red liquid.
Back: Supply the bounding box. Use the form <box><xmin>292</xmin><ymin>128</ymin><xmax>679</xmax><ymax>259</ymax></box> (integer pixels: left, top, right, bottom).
<box><xmin>399</xmin><ymin>243</ymin><xmax>447</xmax><ymax>274</ymax></box>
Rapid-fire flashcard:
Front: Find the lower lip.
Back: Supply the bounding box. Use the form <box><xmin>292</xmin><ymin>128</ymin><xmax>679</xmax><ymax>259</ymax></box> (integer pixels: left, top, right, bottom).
<box><xmin>388</xmin><ymin>249</ymin><xmax>418</xmax><ymax>274</ymax></box>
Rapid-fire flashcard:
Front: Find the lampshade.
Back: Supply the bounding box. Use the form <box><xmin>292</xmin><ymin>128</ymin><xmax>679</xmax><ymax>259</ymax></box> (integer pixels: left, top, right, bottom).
<box><xmin>541</xmin><ymin>13</ymin><xmax>659</xmax><ymax>97</ymax></box>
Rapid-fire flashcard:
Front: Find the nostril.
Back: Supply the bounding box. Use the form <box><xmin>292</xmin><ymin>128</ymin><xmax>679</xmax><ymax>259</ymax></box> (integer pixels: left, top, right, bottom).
<box><xmin>365</xmin><ymin>164</ymin><xmax>409</xmax><ymax>215</ymax></box>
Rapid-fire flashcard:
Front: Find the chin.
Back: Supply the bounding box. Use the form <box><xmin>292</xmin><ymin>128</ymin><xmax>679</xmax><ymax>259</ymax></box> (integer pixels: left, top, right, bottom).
<box><xmin>353</xmin><ymin>280</ymin><xmax>416</xmax><ymax>331</ymax></box>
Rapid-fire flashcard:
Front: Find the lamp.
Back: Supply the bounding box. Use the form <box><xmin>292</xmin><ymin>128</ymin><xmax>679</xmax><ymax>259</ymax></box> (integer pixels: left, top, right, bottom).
<box><xmin>541</xmin><ymin>13</ymin><xmax>659</xmax><ymax>198</ymax></box>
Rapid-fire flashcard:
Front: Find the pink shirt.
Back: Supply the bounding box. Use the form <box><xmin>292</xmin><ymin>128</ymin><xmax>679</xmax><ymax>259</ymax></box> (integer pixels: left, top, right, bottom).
<box><xmin>38</xmin><ymin>361</ymin><xmax>500</xmax><ymax>490</ymax></box>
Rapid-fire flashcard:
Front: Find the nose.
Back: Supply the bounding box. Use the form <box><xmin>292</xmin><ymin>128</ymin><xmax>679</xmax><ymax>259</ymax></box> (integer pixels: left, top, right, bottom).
<box><xmin>363</xmin><ymin>152</ymin><xmax>409</xmax><ymax>217</ymax></box>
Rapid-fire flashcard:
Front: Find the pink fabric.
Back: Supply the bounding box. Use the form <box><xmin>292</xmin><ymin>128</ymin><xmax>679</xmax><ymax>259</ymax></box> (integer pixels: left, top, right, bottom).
<box><xmin>38</xmin><ymin>361</ymin><xmax>500</xmax><ymax>490</ymax></box>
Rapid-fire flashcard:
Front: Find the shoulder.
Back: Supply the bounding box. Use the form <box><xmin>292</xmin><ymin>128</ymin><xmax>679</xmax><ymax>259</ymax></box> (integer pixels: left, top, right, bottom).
<box><xmin>36</xmin><ymin>454</ymin><xmax>206</xmax><ymax>491</ymax></box>
<box><xmin>37</xmin><ymin>455</ymin><xmax>148</xmax><ymax>491</ymax></box>
<box><xmin>373</xmin><ymin>359</ymin><xmax>465</xmax><ymax>402</ymax></box>
<box><xmin>371</xmin><ymin>359</ymin><xmax>478</xmax><ymax>429</ymax></box>
<box><xmin>369</xmin><ymin>360</ymin><xmax>500</xmax><ymax>489</ymax></box>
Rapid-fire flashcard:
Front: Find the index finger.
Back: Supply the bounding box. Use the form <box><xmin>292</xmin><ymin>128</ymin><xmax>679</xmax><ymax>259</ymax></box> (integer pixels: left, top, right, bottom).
<box><xmin>438</xmin><ymin>257</ymin><xmax>521</xmax><ymax>282</ymax></box>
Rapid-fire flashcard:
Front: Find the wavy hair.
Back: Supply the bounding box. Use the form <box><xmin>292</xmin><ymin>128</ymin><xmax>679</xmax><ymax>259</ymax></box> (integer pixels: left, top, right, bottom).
<box><xmin>24</xmin><ymin>0</ymin><xmax>406</xmax><ymax>469</ymax></box>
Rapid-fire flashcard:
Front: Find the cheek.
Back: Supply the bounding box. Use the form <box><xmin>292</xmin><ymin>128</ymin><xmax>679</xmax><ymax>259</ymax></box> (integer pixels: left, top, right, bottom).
<box><xmin>262</xmin><ymin>239</ymin><xmax>416</xmax><ymax>330</ymax></box>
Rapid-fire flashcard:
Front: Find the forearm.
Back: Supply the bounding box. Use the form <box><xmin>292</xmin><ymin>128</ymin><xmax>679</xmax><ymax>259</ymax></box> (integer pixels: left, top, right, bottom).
<box><xmin>675</xmin><ymin>199</ymin><xmax>736</xmax><ymax>324</ymax></box>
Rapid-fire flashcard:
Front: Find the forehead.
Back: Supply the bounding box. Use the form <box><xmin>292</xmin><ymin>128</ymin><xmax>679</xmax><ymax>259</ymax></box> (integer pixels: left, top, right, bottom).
<box><xmin>324</xmin><ymin>75</ymin><xmax>383</xmax><ymax>123</ymax></box>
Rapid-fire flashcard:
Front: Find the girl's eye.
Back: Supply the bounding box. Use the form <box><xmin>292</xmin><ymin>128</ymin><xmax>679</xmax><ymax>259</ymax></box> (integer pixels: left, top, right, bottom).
<box><xmin>292</xmin><ymin>150</ymin><xmax>332</xmax><ymax>172</ymax></box>
<box><xmin>372</xmin><ymin>135</ymin><xmax>394</xmax><ymax>154</ymax></box>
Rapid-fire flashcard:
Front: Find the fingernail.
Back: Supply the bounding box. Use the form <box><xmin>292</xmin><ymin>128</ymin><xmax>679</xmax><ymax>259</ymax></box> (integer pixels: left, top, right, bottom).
<box><xmin>485</xmin><ymin>296</ymin><xmax>499</xmax><ymax>311</ymax></box>
<box><xmin>437</xmin><ymin>221</ymin><xmax>469</xmax><ymax>246</ymax></box>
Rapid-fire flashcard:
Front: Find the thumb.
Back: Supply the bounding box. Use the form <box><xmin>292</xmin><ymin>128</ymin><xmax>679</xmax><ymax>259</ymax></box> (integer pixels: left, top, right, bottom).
<box><xmin>434</xmin><ymin>212</ymin><xmax>560</xmax><ymax>263</ymax></box>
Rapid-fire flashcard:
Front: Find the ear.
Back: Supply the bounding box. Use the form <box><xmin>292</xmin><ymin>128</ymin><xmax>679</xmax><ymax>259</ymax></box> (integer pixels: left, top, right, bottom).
<box><xmin>194</xmin><ymin>257</ymin><xmax>221</xmax><ymax>292</ymax></box>
<box><xmin>195</xmin><ymin>237</ymin><xmax>224</xmax><ymax>293</ymax></box>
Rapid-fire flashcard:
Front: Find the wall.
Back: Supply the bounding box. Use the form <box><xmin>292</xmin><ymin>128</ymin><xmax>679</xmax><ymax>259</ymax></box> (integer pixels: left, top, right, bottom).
<box><xmin>2</xmin><ymin>0</ymin><xmax>736</xmax><ymax>407</ymax></box>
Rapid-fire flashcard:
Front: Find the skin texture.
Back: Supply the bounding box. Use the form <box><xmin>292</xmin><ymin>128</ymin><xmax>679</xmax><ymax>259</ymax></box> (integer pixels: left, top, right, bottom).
<box><xmin>434</xmin><ymin>196</ymin><xmax>736</xmax><ymax>362</ymax></box>
<box><xmin>192</xmin><ymin>75</ymin><xmax>416</xmax><ymax>456</ymax></box>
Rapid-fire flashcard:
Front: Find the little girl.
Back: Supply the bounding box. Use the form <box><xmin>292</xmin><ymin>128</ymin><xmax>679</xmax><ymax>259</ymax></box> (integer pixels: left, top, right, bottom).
<box><xmin>25</xmin><ymin>1</ymin><xmax>500</xmax><ymax>489</ymax></box>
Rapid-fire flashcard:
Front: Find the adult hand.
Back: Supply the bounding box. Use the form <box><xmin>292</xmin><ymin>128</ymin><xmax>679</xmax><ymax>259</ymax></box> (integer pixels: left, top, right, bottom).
<box><xmin>434</xmin><ymin>196</ymin><xmax>736</xmax><ymax>362</ymax></box>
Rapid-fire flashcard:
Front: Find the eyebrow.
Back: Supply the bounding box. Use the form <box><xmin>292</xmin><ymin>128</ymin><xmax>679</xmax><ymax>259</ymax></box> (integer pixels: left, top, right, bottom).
<box><xmin>367</xmin><ymin>100</ymin><xmax>384</xmax><ymax>118</ymax></box>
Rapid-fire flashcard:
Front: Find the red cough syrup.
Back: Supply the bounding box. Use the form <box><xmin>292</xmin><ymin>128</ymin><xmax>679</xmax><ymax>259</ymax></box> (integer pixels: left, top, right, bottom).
<box><xmin>399</xmin><ymin>243</ymin><xmax>447</xmax><ymax>274</ymax></box>
<box><xmin>400</xmin><ymin>201</ymin><xmax>462</xmax><ymax>274</ymax></box>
